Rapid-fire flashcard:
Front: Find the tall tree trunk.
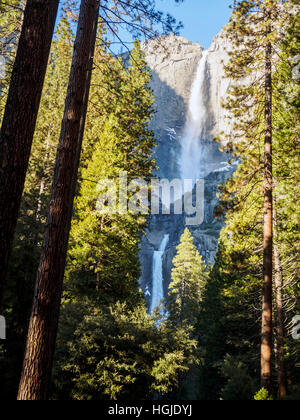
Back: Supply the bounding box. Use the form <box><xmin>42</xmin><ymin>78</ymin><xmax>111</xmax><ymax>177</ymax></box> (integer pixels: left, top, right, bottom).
<box><xmin>273</xmin><ymin>204</ymin><xmax>287</xmax><ymax>399</ymax></box>
<box><xmin>0</xmin><ymin>0</ymin><xmax>59</xmax><ymax>311</ymax></box>
<box><xmin>17</xmin><ymin>0</ymin><xmax>100</xmax><ymax>400</ymax></box>
<box><xmin>261</xmin><ymin>38</ymin><xmax>273</xmax><ymax>393</ymax></box>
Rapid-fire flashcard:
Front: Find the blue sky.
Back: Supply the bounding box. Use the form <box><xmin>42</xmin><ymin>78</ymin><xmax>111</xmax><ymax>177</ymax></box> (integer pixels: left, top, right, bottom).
<box><xmin>157</xmin><ymin>0</ymin><xmax>233</xmax><ymax>48</ymax></box>
<box><xmin>106</xmin><ymin>0</ymin><xmax>234</xmax><ymax>53</ymax></box>
<box><xmin>57</xmin><ymin>1</ymin><xmax>233</xmax><ymax>52</ymax></box>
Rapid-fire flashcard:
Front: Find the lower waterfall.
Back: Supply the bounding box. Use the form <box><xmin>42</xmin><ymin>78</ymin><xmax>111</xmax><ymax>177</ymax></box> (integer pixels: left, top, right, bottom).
<box><xmin>150</xmin><ymin>234</ymin><xmax>170</xmax><ymax>313</ymax></box>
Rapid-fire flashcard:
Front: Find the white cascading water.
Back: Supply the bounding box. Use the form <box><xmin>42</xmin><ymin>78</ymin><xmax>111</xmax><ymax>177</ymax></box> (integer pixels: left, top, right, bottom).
<box><xmin>150</xmin><ymin>52</ymin><xmax>208</xmax><ymax>312</ymax></box>
<box><xmin>150</xmin><ymin>234</ymin><xmax>170</xmax><ymax>313</ymax></box>
<box><xmin>180</xmin><ymin>50</ymin><xmax>208</xmax><ymax>186</ymax></box>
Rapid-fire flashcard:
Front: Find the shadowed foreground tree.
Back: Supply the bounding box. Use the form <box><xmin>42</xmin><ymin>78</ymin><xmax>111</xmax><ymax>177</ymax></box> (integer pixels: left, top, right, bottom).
<box><xmin>18</xmin><ymin>0</ymin><xmax>185</xmax><ymax>400</ymax></box>
<box><xmin>0</xmin><ymin>14</ymin><xmax>75</xmax><ymax>400</ymax></box>
<box><xmin>0</xmin><ymin>0</ymin><xmax>59</xmax><ymax>311</ymax></box>
<box><xmin>214</xmin><ymin>0</ymin><xmax>299</xmax><ymax>398</ymax></box>
<box><xmin>221</xmin><ymin>0</ymin><xmax>286</xmax><ymax>393</ymax></box>
<box><xmin>17</xmin><ymin>0</ymin><xmax>100</xmax><ymax>400</ymax></box>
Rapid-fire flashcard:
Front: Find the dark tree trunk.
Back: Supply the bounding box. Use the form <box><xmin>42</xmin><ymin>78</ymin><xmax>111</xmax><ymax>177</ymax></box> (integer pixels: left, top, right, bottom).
<box><xmin>0</xmin><ymin>0</ymin><xmax>59</xmax><ymax>311</ymax></box>
<box><xmin>273</xmin><ymin>205</ymin><xmax>287</xmax><ymax>399</ymax></box>
<box><xmin>17</xmin><ymin>0</ymin><xmax>99</xmax><ymax>400</ymax></box>
<box><xmin>261</xmin><ymin>39</ymin><xmax>273</xmax><ymax>393</ymax></box>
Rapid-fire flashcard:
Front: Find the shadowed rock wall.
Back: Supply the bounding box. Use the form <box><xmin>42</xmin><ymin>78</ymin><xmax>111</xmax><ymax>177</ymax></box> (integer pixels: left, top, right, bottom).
<box><xmin>138</xmin><ymin>33</ymin><xmax>235</xmax><ymax>307</ymax></box>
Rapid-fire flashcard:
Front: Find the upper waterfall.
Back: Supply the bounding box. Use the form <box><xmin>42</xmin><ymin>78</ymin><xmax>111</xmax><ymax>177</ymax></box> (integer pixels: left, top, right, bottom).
<box><xmin>180</xmin><ymin>50</ymin><xmax>209</xmax><ymax>185</ymax></box>
<box><xmin>189</xmin><ymin>50</ymin><xmax>208</xmax><ymax>130</ymax></box>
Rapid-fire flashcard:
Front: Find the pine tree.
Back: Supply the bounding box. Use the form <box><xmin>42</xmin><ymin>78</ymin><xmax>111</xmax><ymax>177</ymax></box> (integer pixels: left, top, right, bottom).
<box><xmin>17</xmin><ymin>0</ymin><xmax>184</xmax><ymax>399</ymax></box>
<box><xmin>209</xmin><ymin>0</ymin><xmax>300</xmax><ymax>398</ymax></box>
<box><xmin>53</xmin><ymin>300</ymin><xmax>196</xmax><ymax>400</ymax></box>
<box><xmin>271</xmin><ymin>0</ymin><xmax>300</xmax><ymax>397</ymax></box>
<box><xmin>64</xmin><ymin>39</ymin><xmax>156</xmax><ymax>305</ymax></box>
<box><xmin>52</xmin><ymin>42</ymin><xmax>197</xmax><ymax>401</ymax></box>
<box><xmin>220</xmin><ymin>0</ymin><xmax>296</xmax><ymax>393</ymax></box>
<box><xmin>168</xmin><ymin>228</ymin><xmax>207</xmax><ymax>327</ymax></box>
<box><xmin>17</xmin><ymin>0</ymin><xmax>100</xmax><ymax>400</ymax></box>
<box><xmin>0</xmin><ymin>0</ymin><xmax>59</xmax><ymax>309</ymax></box>
<box><xmin>0</xmin><ymin>0</ymin><xmax>24</xmax><ymax>115</ymax></box>
<box><xmin>0</xmin><ymin>14</ymin><xmax>74</xmax><ymax>399</ymax></box>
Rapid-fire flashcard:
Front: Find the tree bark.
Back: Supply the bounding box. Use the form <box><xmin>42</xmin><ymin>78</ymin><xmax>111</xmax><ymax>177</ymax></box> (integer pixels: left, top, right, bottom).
<box><xmin>273</xmin><ymin>204</ymin><xmax>287</xmax><ymax>399</ymax></box>
<box><xmin>261</xmin><ymin>38</ymin><xmax>273</xmax><ymax>393</ymax></box>
<box><xmin>0</xmin><ymin>0</ymin><xmax>59</xmax><ymax>311</ymax></box>
<box><xmin>17</xmin><ymin>0</ymin><xmax>100</xmax><ymax>400</ymax></box>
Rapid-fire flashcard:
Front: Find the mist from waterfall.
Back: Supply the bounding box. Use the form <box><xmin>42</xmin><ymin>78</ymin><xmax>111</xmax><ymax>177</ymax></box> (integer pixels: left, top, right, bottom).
<box><xmin>180</xmin><ymin>50</ymin><xmax>209</xmax><ymax>186</ymax></box>
<box><xmin>150</xmin><ymin>234</ymin><xmax>170</xmax><ymax>313</ymax></box>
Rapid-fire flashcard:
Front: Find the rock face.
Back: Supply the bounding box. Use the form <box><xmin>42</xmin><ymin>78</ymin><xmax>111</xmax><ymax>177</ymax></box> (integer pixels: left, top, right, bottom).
<box><xmin>139</xmin><ymin>32</ymin><xmax>235</xmax><ymax>308</ymax></box>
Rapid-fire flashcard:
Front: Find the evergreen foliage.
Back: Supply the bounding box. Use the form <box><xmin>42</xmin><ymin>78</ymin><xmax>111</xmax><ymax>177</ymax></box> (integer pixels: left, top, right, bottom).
<box><xmin>0</xmin><ymin>13</ymin><xmax>73</xmax><ymax>399</ymax></box>
<box><xmin>53</xmin><ymin>38</ymin><xmax>196</xmax><ymax>400</ymax></box>
<box><xmin>198</xmin><ymin>0</ymin><xmax>300</xmax><ymax>399</ymax></box>
<box><xmin>0</xmin><ymin>0</ymin><xmax>298</xmax><ymax>401</ymax></box>
<box><xmin>0</xmin><ymin>0</ymin><xmax>24</xmax><ymax>114</ymax></box>
<box><xmin>169</xmin><ymin>228</ymin><xmax>207</xmax><ymax>327</ymax></box>
<box><xmin>54</xmin><ymin>301</ymin><xmax>196</xmax><ymax>400</ymax></box>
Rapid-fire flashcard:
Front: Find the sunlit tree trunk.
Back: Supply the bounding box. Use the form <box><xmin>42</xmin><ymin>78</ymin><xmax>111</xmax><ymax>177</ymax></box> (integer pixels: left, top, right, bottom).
<box><xmin>261</xmin><ymin>37</ymin><xmax>273</xmax><ymax>393</ymax></box>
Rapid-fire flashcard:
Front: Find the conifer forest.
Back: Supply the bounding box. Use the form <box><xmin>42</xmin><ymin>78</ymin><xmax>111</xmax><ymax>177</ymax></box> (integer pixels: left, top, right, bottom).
<box><xmin>0</xmin><ymin>0</ymin><xmax>299</xmax><ymax>403</ymax></box>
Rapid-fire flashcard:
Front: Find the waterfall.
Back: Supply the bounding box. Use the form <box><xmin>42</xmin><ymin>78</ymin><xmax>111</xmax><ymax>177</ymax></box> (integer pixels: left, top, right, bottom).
<box><xmin>150</xmin><ymin>234</ymin><xmax>170</xmax><ymax>313</ymax></box>
<box><xmin>180</xmin><ymin>50</ymin><xmax>209</xmax><ymax>186</ymax></box>
<box><xmin>149</xmin><ymin>53</ymin><xmax>208</xmax><ymax>313</ymax></box>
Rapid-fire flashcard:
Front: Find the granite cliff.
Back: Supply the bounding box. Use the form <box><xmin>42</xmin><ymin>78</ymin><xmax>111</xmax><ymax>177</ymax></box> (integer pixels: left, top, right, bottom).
<box><xmin>138</xmin><ymin>32</ymin><xmax>236</xmax><ymax>308</ymax></box>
